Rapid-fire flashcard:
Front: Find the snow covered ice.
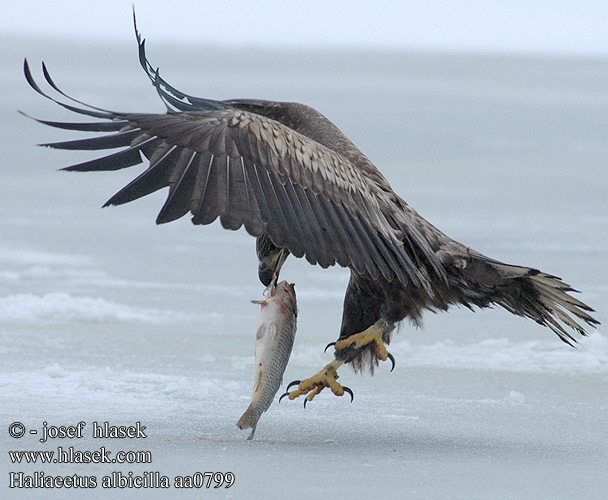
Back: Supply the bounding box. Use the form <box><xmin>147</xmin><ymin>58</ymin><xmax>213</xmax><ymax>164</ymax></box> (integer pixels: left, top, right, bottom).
<box><xmin>1</xmin><ymin>36</ymin><xmax>607</xmax><ymax>499</ymax></box>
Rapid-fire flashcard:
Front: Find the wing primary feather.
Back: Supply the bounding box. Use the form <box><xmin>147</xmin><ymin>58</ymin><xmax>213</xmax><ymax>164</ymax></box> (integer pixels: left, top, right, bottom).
<box><xmin>135</xmin><ymin>28</ymin><xmax>227</xmax><ymax>113</ymax></box>
<box><xmin>103</xmin><ymin>146</ymin><xmax>181</xmax><ymax>207</ymax></box>
<box><xmin>379</xmin><ymin>213</ymin><xmax>423</xmax><ymax>287</ymax></box>
<box><xmin>191</xmin><ymin>154</ymin><xmax>218</xmax><ymax>225</ymax></box>
<box><xmin>143</xmin><ymin>118</ymin><xmax>199</xmax><ymax>138</ymax></box>
<box><xmin>40</xmin><ymin>129</ymin><xmax>141</xmax><ymax>151</ymax></box>
<box><xmin>225</xmin><ymin>153</ymin><xmax>230</xmax><ymax>213</ymax></box>
<box><xmin>291</xmin><ymin>183</ymin><xmax>332</xmax><ymax>267</ymax></box>
<box><xmin>24</xmin><ymin>59</ymin><xmax>113</xmax><ymax>119</ymax></box>
<box><xmin>61</xmin><ymin>146</ymin><xmax>144</xmax><ymax>172</ymax></box>
<box><xmin>41</xmin><ymin>62</ymin><xmax>115</xmax><ymax>114</ymax></box>
<box><xmin>307</xmin><ymin>190</ymin><xmax>347</xmax><ymax>267</ymax></box>
<box><xmin>215</xmin><ymin>154</ymin><xmax>229</xmax><ymax>216</ymax></box>
<box><xmin>284</xmin><ymin>181</ymin><xmax>324</xmax><ymax>265</ymax></box>
<box><xmin>332</xmin><ymin>203</ymin><xmax>374</xmax><ymax>276</ymax></box>
<box><xmin>146</xmin><ymin>142</ymin><xmax>178</xmax><ymax>163</ymax></box>
<box><xmin>242</xmin><ymin>160</ymin><xmax>271</xmax><ymax>220</ymax></box>
<box><xmin>397</xmin><ymin>214</ymin><xmax>447</xmax><ymax>284</ymax></box>
<box><xmin>156</xmin><ymin>151</ymin><xmax>198</xmax><ymax>224</ymax></box>
<box><xmin>390</xmin><ymin>231</ymin><xmax>423</xmax><ymax>288</ymax></box>
<box><xmin>317</xmin><ymin>196</ymin><xmax>356</xmax><ymax>268</ymax></box>
<box><xmin>240</xmin><ymin>158</ymin><xmax>265</xmax><ymax>236</ymax></box>
<box><xmin>282</xmin><ymin>182</ymin><xmax>320</xmax><ymax>264</ymax></box>
<box><xmin>240</xmin><ymin>157</ymin><xmax>253</xmax><ymax>217</ymax></box>
<box><xmin>363</xmin><ymin>229</ymin><xmax>404</xmax><ymax>283</ymax></box>
<box><xmin>302</xmin><ymin>188</ymin><xmax>338</xmax><ymax>267</ymax></box>
<box><xmin>220</xmin><ymin>157</ymin><xmax>248</xmax><ymax>230</ymax></box>
<box><xmin>18</xmin><ymin>111</ymin><xmax>127</xmax><ymax>132</ymax></box>
<box><xmin>392</xmin><ymin>243</ymin><xmax>422</xmax><ymax>288</ymax></box>
<box><xmin>191</xmin><ymin>154</ymin><xmax>228</xmax><ymax>224</ymax></box>
<box><xmin>255</xmin><ymin>168</ymin><xmax>287</xmax><ymax>230</ymax></box>
<box><xmin>250</xmin><ymin>165</ymin><xmax>290</xmax><ymax>248</ymax></box>
<box><xmin>349</xmin><ymin>217</ymin><xmax>391</xmax><ymax>281</ymax></box>
<box><xmin>151</xmin><ymin>69</ymin><xmax>194</xmax><ymax>113</ymax></box>
<box><xmin>189</xmin><ymin>152</ymin><xmax>213</xmax><ymax>220</ymax></box>
<box><xmin>268</xmin><ymin>175</ymin><xmax>307</xmax><ymax>258</ymax></box>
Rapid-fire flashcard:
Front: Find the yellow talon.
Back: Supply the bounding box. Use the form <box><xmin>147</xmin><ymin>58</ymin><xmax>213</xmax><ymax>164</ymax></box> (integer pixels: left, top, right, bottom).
<box><xmin>282</xmin><ymin>359</ymin><xmax>352</xmax><ymax>404</ymax></box>
<box><xmin>334</xmin><ymin>324</ymin><xmax>388</xmax><ymax>361</ymax></box>
<box><xmin>306</xmin><ymin>386</ymin><xmax>323</xmax><ymax>402</ymax></box>
<box><xmin>281</xmin><ymin>323</ymin><xmax>394</xmax><ymax>406</ymax></box>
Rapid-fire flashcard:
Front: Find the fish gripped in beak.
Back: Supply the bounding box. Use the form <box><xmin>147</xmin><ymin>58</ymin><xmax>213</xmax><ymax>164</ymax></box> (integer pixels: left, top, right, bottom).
<box><xmin>258</xmin><ymin>248</ymin><xmax>289</xmax><ymax>286</ymax></box>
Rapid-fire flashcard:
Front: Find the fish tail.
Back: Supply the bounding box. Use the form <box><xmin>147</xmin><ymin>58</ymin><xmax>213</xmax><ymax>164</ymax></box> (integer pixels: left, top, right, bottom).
<box><xmin>236</xmin><ymin>404</ymin><xmax>258</xmax><ymax>430</ymax></box>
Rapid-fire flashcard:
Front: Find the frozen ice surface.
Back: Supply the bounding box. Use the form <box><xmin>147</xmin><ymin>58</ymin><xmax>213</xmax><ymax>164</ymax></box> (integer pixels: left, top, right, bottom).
<box><xmin>1</xmin><ymin>36</ymin><xmax>607</xmax><ymax>499</ymax></box>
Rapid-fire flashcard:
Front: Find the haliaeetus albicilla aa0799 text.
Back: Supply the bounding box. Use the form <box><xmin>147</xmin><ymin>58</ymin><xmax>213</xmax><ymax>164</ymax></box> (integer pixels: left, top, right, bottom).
<box><xmin>21</xmin><ymin>17</ymin><xmax>599</xmax><ymax>406</ymax></box>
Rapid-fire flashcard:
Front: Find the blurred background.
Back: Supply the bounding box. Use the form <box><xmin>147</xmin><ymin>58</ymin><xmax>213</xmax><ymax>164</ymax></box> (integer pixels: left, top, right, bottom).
<box><xmin>4</xmin><ymin>0</ymin><xmax>608</xmax><ymax>54</ymax></box>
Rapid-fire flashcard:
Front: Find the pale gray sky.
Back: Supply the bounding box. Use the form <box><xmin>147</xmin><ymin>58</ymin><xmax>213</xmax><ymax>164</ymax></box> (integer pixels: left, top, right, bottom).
<box><xmin>5</xmin><ymin>0</ymin><xmax>608</xmax><ymax>55</ymax></box>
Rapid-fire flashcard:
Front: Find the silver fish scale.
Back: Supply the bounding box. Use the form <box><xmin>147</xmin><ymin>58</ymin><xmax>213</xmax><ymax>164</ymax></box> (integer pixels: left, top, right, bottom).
<box><xmin>255</xmin><ymin>313</ymin><xmax>297</xmax><ymax>417</ymax></box>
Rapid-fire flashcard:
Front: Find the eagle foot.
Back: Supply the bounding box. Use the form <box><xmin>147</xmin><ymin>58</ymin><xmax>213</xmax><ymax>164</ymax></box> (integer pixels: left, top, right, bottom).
<box><xmin>334</xmin><ymin>324</ymin><xmax>395</xmax><ymax>372</ymax></box>
<box><xmin>279</xmin><ymin>359</ymin><xmax>353</xmax><ymax>406</ymax></box>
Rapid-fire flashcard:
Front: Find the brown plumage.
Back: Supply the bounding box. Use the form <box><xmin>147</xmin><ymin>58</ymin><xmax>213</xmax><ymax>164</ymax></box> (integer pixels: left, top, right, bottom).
<box><xmin>22</xmin><ymin>28</ymin><xmax>599</xmax><ymax>374</ymax></box>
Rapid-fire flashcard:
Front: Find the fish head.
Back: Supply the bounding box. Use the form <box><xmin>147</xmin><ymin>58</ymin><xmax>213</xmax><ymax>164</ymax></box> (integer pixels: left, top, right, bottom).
<box><xmin>273</xmin><ymin>280</ymin><xmax>297</xmax><ymax>312</ymax></box>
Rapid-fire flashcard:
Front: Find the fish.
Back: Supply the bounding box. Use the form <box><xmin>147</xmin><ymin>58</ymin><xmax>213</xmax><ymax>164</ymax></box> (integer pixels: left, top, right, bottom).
<box><xmin>237</xmin><ymin>278</ymin><xmax>297</xmax><ymax>440</ymax></box>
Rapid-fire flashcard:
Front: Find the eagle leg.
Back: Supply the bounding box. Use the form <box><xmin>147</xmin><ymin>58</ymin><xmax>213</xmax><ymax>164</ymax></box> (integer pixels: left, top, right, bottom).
<box><xmin>280</xmin><ymin>320</ymin><xmax>395</xmax><ymax>405</ymax></box>
<box><xmin>334</xmin><ymin>322</ymin><xmax>395</xmax><ymax>371</ymax></box>
<box><xmin>279</xmin><ymin>359</ymin><xmax>354</xmax><ymax>405</ymax></box>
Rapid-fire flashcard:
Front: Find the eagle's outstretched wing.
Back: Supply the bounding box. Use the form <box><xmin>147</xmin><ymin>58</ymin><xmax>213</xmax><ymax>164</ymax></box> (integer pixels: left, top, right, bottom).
<box><xmin>23</xmin><ymin>54</ymin><xmax>446</xmax><ymax>291</ymax></box>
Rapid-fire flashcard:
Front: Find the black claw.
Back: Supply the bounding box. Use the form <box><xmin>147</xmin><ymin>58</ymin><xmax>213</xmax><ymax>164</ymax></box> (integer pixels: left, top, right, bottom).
<box><xmin>286</xmin><ymin>380</ymin><xmax>301</xmax><ymax>391</ymax></box>
<box><xmin>387</xmin><ymin>352</ymin><xmax>396</xmax><ymax>372</ymax></box>
<box><xmin>324</xmin><ymin>341</ymin><xmax>336</xmax><ymax>353</ymax></box>
<box><xmin>279</xmin><ymin>380</ymin><xmax>301</xmax><ymax>403</ymax></box>
<box><xmin>343</xmin><ymin>386</ymin><xmax>354</xmax><ymax>402</ymax></box>
<box><xmin>303</xmin><ymin>398</ymin><xmax>308</xmax><ymax>409</ymax></box>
